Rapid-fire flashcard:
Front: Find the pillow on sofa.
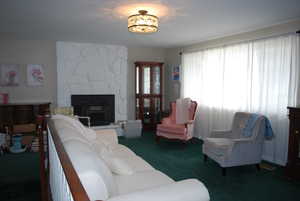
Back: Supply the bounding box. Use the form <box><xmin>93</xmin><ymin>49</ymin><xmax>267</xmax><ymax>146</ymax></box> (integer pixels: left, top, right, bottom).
<box><xmin>99</xmin><ymin>147</ymin><xmax>134</xmax><ymax>175</ymax></box>
<box><xmin>109</xmin><ymin>157</ymin><xmax>134</xmax><ymax>175</ymax></box>
<box><xmin>64</xmin><ymin>139</ymin><xmax>117</xmax><ymax>200</ymax></box>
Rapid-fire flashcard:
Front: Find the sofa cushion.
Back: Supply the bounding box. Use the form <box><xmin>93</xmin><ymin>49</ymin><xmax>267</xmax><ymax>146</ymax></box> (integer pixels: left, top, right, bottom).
<box><xmin>99</xmin><ymin>144</ymin><xmax>154</xmax><ymax>174</ymax></box>
<box><xmin>52</xmin><ymin>115</ymin><xmax>96</xmax><ymax>141</ymax></box>
<box><xmin>64</xmin><ymin>139</ymin><xmax>117</xmax><ymax>200</ymax></box>
<box><xmin>109</xmin><ymin>157</ymin><xmax>135</xmax><ymax>175</ymax></box>
<box><xmin>120</xmin><ymin>156</ymin><xmax>154</xmax><ymax>172</ymax></box>
<box><xmin>56</xmin><ymin>126</ymin><xmax>89</xmax><ymax>144</ymax></box>
<box><xmin>110</xmin><ymin>144</ymin><xmax>137</xmax><ymax>158</ymax></box>
<box><xmin>114</xmin><ymin>170</ymin><xmax>174</xmax><ymax>195</ymax></box>
<box><xmin>94</xmin><ymin>129</ymin><xmax>119</xmax><ymax>146</ymax></box>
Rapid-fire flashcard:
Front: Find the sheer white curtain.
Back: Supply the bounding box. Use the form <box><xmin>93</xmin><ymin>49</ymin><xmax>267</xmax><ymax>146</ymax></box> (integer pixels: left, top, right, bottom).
<box><xmin>181</xmin><ymin>34</ymin><xmax>300</xmax><ymax>165</ymax></box>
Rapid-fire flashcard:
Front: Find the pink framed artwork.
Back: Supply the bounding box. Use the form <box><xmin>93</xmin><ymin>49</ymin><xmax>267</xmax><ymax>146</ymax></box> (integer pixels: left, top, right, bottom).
<box><xmin>27</xmin><ymin>64</ymin><xmax>45</xmax><ymax>86</ymax></box>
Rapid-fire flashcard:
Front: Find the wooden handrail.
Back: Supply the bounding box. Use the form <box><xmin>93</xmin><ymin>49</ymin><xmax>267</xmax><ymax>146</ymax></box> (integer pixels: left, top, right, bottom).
<box><xmin>47</xmin><ymin>118</ymin><xmax>92</xmax><ymax>201</ymax></box>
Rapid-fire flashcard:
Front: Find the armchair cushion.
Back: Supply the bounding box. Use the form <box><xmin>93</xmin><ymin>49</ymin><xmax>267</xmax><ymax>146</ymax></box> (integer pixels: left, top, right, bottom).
<box><xmin>157</xmin><ymin>124</ymin><xmax>186</xmax><ymax>135</ymax></box>
<box><xmin>204</xmin><ymin>138</ymin><xmax>233</xmax><ymax>157</ymax></box>
<box><xmin>209</xmin><ymin>130</ymin><xmax>232</xmax><ymax>138</ymax></box>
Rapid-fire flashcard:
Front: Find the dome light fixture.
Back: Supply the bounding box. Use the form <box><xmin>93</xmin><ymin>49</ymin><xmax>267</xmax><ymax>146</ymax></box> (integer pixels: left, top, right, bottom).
<box><xmin>128</xmin><ymin>10</ymin><xmax>158</xmax><ymax>33</ymax></box>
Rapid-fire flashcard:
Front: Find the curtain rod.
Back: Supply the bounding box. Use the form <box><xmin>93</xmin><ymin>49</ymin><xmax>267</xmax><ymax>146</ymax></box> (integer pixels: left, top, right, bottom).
<box><xmin>180</xmin><ymin>30</ymin><xmax>300</xmax><ymax>55</ymax></box>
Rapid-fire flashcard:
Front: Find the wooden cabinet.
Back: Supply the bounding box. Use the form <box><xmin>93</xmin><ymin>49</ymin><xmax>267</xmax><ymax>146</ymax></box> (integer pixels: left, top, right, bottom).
<box><xmin>286</xmin><ymin>107</ymin><xmax>300</xmax><ymax>179</ymax></box>
<box><xmin>135</xmin><ymin>61</ymin><xmax>163</xmax><ymax>130</ymax></box>
<box><xmin>0</xmin><ymin>102</ymin><xmax>51</xmax><ymax>133</ymax></box>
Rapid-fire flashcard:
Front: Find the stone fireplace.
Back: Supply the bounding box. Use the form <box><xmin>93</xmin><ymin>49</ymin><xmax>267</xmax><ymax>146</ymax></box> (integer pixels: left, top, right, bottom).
<box><xmin>71</xmin><ymin>95</ymin><xmax>115</xmax><ymax>126</ymax></box>
<box><xmin>56</xmin><ymin>41</ymin><xmax>127</xmax><ymax>122</ymax></box>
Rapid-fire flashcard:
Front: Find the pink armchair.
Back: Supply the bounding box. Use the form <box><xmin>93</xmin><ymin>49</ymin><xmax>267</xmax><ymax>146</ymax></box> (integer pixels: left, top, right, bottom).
<box><xmin>156</xmin><ymin>100</ymin><xmax>198</xmax><ymax>142</ymax></box>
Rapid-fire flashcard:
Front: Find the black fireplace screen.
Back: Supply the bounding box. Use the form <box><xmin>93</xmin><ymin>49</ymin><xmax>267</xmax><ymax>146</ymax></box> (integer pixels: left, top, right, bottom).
<box><xmin>71</xmin><ymin>95</ymin><xmax>115</xmax><ymax>126</ymax></box>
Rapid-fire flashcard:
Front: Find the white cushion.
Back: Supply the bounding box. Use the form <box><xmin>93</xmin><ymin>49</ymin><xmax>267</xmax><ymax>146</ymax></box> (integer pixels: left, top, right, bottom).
<box><xmin>98</xmin><ymin>144</ymin><xmax>153</xmax><ymax>174</ymax></box>
<box><xmin>120</xmin><ymin>156</ymin><xmax>154</xmax><ymax>172</ymax></box>
<box><xmin>110</xmin><ymin>144</ymin><xmax>136</xmax><ymax>158</ymax></box>
<box><xmin>107</xmin><ymin>179</ymin><xmax>209</xmax><ymax>201</ymax></box>
<box><xmin>52</xmin><ymin>115</ymin><xmax>96</xmax><ymax>141</ymax></box>
<box><xmin>109</xmin><ymin>157</ymin><xmax>135</xmax><ymax>175</ymax></box>
<box><xmin>204</xmin><ymin>138</ymin><xmax>233</xmax><ymax>158</ymax></box>
<box><xmin>114</xmin><ymin>170</ymin><xmax>174</xmax><ymax>195</ymax></box>
<box><xmin>64</xmin><ymin>139</ymin><xmax>117</xmax><ymax>200</ymax></box>
<box><xmin>204</xmin><ymin>138</ymin><xmax>232</xmax><ymax>148</ymax></box>
<box><xmin>94</xmin><ymin>129</ymin><xmax>119</xmax><ymax>146</ymax></box>
<box><xmin>55</xmin><ymin>126</ymin><xmax>88</xmax><ymax>144</ymax></box>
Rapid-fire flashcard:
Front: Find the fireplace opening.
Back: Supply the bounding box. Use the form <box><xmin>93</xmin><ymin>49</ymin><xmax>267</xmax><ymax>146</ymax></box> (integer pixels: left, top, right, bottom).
<box><xmin>71</xmin><ymin>95</ymin><xmax>115</xmax><ymax>126</ymax></box>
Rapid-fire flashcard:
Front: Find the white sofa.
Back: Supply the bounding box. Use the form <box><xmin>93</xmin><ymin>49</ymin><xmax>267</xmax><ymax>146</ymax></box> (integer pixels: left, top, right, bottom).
<box><xmin>50</xmin><ymin>115</ymin><xmax>210</xmax><ymax>201</ymax></box>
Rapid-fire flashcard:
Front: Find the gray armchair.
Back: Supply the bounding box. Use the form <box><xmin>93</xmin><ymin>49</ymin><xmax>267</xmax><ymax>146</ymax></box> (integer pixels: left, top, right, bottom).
<box><xmin>202</xmin><ymin>112</ymin><xmax>266</xmax><ymax>176</ymax></box>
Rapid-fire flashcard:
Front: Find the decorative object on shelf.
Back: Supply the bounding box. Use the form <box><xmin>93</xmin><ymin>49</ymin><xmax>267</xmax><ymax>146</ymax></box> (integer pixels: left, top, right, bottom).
<box><xmin>27</xmin><ymin>64</ymin><xmax>45</xmax><ymax>86</ymax></box>
<box><xmin>0</xmin><ymin>93</ymin><xmax>8</xmax><ymax>104</ymax></box>
<box><xmin>128</xmin><ymin>10</ymin><xmax>158</xmax><ymax>33</ymax></box>
<box><xmin>0</xmin><ymin>64</ymin><xmax>20</xmax><ymax>86</ymax></box>
<box><xmin>172</xmin><ymin>66</ymin><xmax>180</xmax><ymax>80</ymax></box>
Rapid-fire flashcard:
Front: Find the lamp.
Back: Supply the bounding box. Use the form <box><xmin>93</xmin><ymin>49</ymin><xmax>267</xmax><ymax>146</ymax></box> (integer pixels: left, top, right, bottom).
<box><xmin>128</xmin><ymin>10</ymin><xmax>158</xmax><ymax>33</ymax></box>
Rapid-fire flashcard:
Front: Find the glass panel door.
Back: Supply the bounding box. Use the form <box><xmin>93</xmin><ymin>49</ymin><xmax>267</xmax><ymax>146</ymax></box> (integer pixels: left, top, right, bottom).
<box><xmin>143</xmin><ymin>67</ymin><xmax>151</xmax><ymax>94</ymax></box>
<box><xmin>135</xmin><ymin>62</ymin><xmax>163</xmax><ymax>130</ymax></box>
<box><xmin>152</xmin><ymin>66</ymin><xmax>160</xmax><ymax>94</ymax></box>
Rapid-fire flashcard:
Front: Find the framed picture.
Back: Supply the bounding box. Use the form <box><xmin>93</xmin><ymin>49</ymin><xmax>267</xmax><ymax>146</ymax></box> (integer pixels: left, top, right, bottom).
<box><xmin>0</xmin><ymin>64</ymin><xmax>20</xmax><ymax>86</ymax></box>
<box><xmin>27</xmin><ymin>64</ymin><xmax>45</xmax><ymax>86</ymax></box>
<box><xmin>172</xmin><ymin>66</ymin><xmax>180</xmax><ymax>81</ymax></box>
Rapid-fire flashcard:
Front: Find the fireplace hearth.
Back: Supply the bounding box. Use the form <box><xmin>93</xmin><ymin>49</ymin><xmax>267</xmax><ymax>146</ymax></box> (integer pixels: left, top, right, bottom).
<box><xmin>71</xmin><ymin>95</ymin><xmax>115</xmax><ymax>126</ymax></box>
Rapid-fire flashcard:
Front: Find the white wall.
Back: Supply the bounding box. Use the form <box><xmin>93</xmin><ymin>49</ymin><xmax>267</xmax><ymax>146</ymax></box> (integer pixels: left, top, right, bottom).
<box><xmin>164</xmin><ymin>48</ymin><xmax>182</xmax><ymax>106</ymax></box>
<box><xmin>0</xmin><ymin>40</ymin><xmax>56</xmax><ymax>106</ymax></box>
<box><xmin>56</xmin><ymin>41</ymin><xmax>128</xmax><ymax>121</ymax></box>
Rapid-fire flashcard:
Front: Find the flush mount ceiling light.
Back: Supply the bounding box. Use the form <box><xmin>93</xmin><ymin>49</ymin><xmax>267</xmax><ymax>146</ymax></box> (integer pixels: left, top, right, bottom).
<box><xmin>128</xmin><ymin>10</ymin><xmax>158</xmax><ymax>33</ymax></box>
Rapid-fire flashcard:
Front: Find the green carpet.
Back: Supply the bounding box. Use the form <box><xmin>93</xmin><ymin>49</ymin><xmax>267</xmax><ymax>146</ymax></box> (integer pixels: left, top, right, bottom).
<box><xmin>0</xmin><ymin>132</ymin><xmax>299</xmax><ymax>201</ymax></box>
<box><xmin>0</xmin><ymin>152</ymin><xmax>40</xmax><ymax>201</ymax></box>
<box><xmin>119</xmin><ymin>132</ymin><xmax>300</xmax><ymax>201</ymax></box>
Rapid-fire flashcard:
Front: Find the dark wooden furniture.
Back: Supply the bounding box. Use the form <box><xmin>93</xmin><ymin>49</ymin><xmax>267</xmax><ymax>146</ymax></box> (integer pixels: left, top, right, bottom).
<box><xmin>0</xmin><ymin>102</ymin><xmax>50</xmax><ymax>142</ymax></box>
<box><xmin>286</xmin><ymin>107</ymin><xmax>300</xmax><ymax>180</ymax></box>
<box><xmin>135</xmin><ymin>61</ymin><xmax>163</xmax><ymax>130</ymax></box>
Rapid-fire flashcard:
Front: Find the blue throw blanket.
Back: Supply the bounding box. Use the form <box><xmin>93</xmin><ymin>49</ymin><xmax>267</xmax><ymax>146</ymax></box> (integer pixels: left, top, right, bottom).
<box><xmin>243</xmin><ymin>113</ymin><xmax>274</xmax><ymax>139</ymax></box>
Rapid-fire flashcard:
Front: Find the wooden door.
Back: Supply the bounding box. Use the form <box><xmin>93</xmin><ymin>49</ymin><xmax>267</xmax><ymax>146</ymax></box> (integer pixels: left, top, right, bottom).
<box><xmin>135</xmin><ymin>62</ymin><xmax>163</xmax><ymax>130</ymax></box>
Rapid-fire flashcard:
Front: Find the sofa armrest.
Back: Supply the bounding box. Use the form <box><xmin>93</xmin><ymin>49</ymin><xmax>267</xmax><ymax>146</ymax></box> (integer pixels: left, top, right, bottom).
<box><xmin>106</xmin><ymin>179</ymin><xmax>209</xmax><ymax>201</ymax></box>
<box><xmin>210</xmin><ymin>130</ymin><xmax>232</xmax><ymax>138</ymax></box>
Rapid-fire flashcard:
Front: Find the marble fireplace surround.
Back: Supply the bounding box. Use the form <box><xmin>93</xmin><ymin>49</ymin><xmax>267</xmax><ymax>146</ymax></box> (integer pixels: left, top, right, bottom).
<box><xmin>56</xmin><ymin>41</ymin><xmax>127</xmax><ymax>121</ymax></box>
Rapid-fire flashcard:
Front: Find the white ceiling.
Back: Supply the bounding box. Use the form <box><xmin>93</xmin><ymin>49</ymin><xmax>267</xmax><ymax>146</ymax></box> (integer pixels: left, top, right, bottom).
<box><xmin>1</xmin><ymin>0</ymin><xmax>300</xmax><ymax>48</ymax></box>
